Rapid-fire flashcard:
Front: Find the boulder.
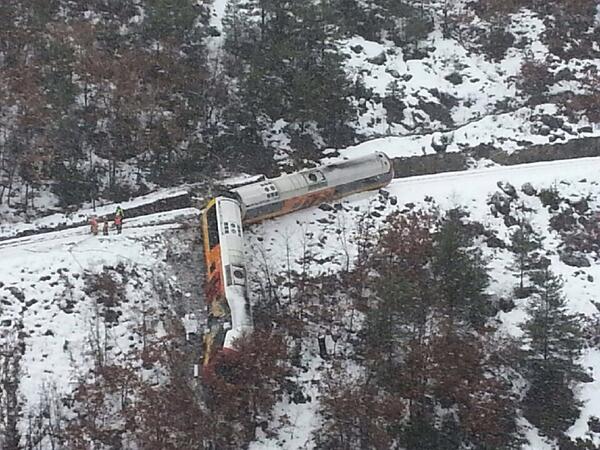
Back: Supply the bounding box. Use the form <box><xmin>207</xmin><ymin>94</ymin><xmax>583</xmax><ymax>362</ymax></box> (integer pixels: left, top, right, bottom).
<box><xmin>521</xmin><ymin>182</ymin><xmax>537</xmax><ymax>196</ymax></box>
<box><xmin>497</xmin><ymin>181</ymin><xmax>518</xmax><ymax>198</ymax></box>
<box><xmin>560</xmin><ymin>250</ymin><xmax>591</xmax><ymax>267</ymax></box>
<box><xmin>488</xmin><ymin>192</ymin><xmax>511</xmax><ymax>216</ymax></box>
<box><xmin>7</xmin><ymin>287</ymin><xmax>25</xmax><ymax>302</ymax></box>
<box><xmin>367</xmin><ymin>52</ymin><xmax>387</xmax><ymax>65</ymax></box>
<box><xmin>350</xmin><ymin>44</ymin><xmax>363</xmax><ymax>54</ymax></box>
<box><xmin>503</xmin><ymin>214</ymin><xmax>518</xmax><ymax>228</ymax></box>
<box><xmin>445</xmin><ymin>72</ymin><xmax>463</xmax><ymax>85</ymax></box>
<box><xmin>386</xmin><ymin>68</ymin><xmax>400</xmax><ymax>78</ymax></box>
<box><xmin>539</xmin><ymin>114</ymin><xmax>564</xmax><ymax>130</ymax></box>
<box><xmin>569</xmin><ymin>197</ymin><xmax>589</xmax><ymax>214</ymax></box>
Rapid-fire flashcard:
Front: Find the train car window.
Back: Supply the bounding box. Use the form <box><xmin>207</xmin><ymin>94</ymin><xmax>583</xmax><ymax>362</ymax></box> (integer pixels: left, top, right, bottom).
<box><xmin>206</xmin><ymin>204</ymin><xmax>219</xmax><ymax>249</ymax></box>
<box><xmin>304</xmin><ymin>170</ymin><xmax>325</xmax><ymax>185</ymax></box>
<box><xmin>232</xmin><ymin>266</ymin><xmax>246</xmax><ymax>286</ymax></box>
<box><xmin>224</xmin><ymin>222</ymin><xmax>230</xmax><ymax>234</ymax></box>
<box><xmin>225</xmin><ymin>265</ymin><xmax>232</xmax><ymax>286</ymax></box>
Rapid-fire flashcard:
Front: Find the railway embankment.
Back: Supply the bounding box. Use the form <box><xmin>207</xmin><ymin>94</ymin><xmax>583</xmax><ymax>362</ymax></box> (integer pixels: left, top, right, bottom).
<box><xmin>4</xmin><ymin>136</ymin><xmax>600</xmax><ymax>243</ymax></box>
<box><xmin>392</xmin><ymin>136</ymin><xmax>600</xmax><ymax>178</ymax></box>
<box><xmin>0</xmin><ymin>190</ymin><xmax>192</xmax><ymax>243</ymax></box>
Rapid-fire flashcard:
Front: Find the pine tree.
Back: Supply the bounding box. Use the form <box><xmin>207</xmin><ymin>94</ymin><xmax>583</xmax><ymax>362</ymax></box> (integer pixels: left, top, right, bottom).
<box><xmin>509</xmin><ymin>214</ymin><xmax>544</xmax><ymax>297</ymax></box>
<box><xmin>223</xmin><ymin>0</ymin><xmax>355</xmax><ymax>151</ymax></box>
<box><xmin>521</xmin><ymin>267</ymin><xmax>586</xmax><ymax>437</ymax></box>
<box><xmin>431</xmin><ymin>208</ymin><xmax>491</xmax><ymax>328</ymax></box>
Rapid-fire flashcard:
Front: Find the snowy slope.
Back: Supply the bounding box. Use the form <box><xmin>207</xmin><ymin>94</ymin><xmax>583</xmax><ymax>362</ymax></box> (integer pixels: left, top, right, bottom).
<box><xmin>0</xmin><ymin>208</ymin><xmax>200</xmax><ymax>421</ymax></box>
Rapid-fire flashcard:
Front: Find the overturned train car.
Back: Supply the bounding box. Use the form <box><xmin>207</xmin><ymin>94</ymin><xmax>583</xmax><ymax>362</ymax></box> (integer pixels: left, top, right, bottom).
<box><xmin>201</xmin><ymin>197</ymin><xmax>253</xmax><ymax>381</ymax></box>
<box><xmin>232</xmin><ymin>151</ymin><xmax>394</xmax><ymax>223</ymax></box>
<box><xmin>200</xmin><ymin>152</ymin><xmax>394</xmax><ymax>379</ymax></box>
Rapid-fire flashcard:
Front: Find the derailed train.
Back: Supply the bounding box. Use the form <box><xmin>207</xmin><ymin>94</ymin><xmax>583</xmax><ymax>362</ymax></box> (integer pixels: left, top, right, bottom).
<box><xmin>200</xmin><ymin>152</ymin><xmax>394</xmax><ymax>379</ymax></box>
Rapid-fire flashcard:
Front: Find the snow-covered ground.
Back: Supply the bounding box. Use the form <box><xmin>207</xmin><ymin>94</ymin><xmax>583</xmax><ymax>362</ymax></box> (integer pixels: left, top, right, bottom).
<box><xmin>0</xmin><ymin>207</ymin><xmax>200</xmax><ymax>420</ymax></box>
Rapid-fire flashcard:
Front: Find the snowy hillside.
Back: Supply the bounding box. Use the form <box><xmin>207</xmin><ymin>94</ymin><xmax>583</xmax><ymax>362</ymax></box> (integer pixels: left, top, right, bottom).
<box><xmin>0</xmin><ymin>207</ymin><xmax>202</xmax><ymax>445</ymax></box>
<box><xmin>1</xmin><ymin>0</ymin><xmax>600</xmax><ymax>448</ymax></box>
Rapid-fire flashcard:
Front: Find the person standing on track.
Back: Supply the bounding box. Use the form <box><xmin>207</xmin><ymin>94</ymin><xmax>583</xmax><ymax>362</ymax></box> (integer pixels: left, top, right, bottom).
<box><xmin>90</xmin><ymin>216</ymin><xmax>99</xmax><ymax>235</ymax></box>
<box><xmin>114</xmin><ymin>213</ymin><xmax>122</xmax><ymax>234</ymax></box>
<box><xmin>114</xmin><ymin>206</ymin><xmax>124</xmax><ymax>234</ymax></box>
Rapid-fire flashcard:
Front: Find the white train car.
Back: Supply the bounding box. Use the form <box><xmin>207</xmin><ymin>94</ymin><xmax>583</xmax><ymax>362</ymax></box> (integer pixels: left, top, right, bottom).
<box><xmin>201</xmin><ymin>197</ymin><xmax>253</xmax><ymax>378</ymax></box>
<box><xmin>231</xmin><ymin>151</ymin><xmax>394</xmax><ymax>223</ymax></box>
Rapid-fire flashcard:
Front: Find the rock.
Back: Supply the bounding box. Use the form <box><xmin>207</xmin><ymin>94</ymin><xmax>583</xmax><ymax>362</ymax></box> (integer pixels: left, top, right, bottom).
<box><xmin>367</xmin><ymin>52</ymin><xmax>387</xmax><ymax>65</ymax></box>
<box><xmin>589</xmin><ymin>417</ymin><xmax>600</xmax><ymax>433</ymax></box>
<box><xmin>350</xmin><ymin>44</ymin><xmax>363</xmax><ymax>54</ymax></box>
<box><xmin>402</xmin><ymin>73</ymin><xmax>413</xmax><ymax>82</ymax></box>
<box><xmin>445</xmin><ymin>72</ymin><xmax>463</xmax><ymax>85</ymax></box>
<box><xmin>560</xmin><ymin>251</ymin><xmax>591</xmax><ymax>267</ymax></box>
<box><xmin>371</xmin><ymin>211</ymin><xmax>382</xmax><ymax>218</ymax></box>
<box><xmin>498</xmin><ymin>297</ymin><xmax>515</xmax><ymax>313</ymax></box>
<box><xmin>379</xmin><ymin>189</ymin><xmax>390</xmax><ymax>199</ymax></box>
<box><xmin>539</xmin><ymin>114</ymin><xmax>564</xmax><ymax>130</ymax></box>
<box><xmin>569</xmin><ymin>197</ymin><xmax>589</xmax><ymax>214</ymax></box>
<box><xmin>562</xmin><ymin>124</ymin><xmax>574</xmax><ymax>134</ymax></box>
<box><xmin>1</xmin><ymin>319</ymin><xmax>11</xmax><ymax>327</ymax></box>
<box><xmin>389</xmin><ymin>196</ymin><xmax>398</xmax><ymax>206</ymax></box>
<box><xmin>521</xmin><ymin>182</ymin><xmax>537</xmax><ymax>196</ymax></box>
<box><xmin>44</xmin><ymin>329</ymin><xmax>54</xmax><ymax>336</ymax></box>
<box><xmin>25</xmin><ymin>299</ymin><xmax>37</xmax><ymax>307</ymax></box>
<box><xmin>318</xmin><ymin>203</ymin><xmax>333</xmax><ymax>212</ymax></box>
<box><xmin>7</xmin><ymin>287</ymin><xmax>25</xmax><ymax>302</ymax></box>
<box><xmin>554</xmin><ymin>67</ymin><xmax>574</xmax><ymax>81</ymax></box>
<box><xmin>497</xmin><ymin>181</ymin><xmax>518</xmax><ymax>198</ymax></box>
<box><xmin>488</xmin><ymin>192</ymin><xmax>511</xmax><ymax>215</ymax></box>
<box><xmin>503</xmin><ymin>215</ymin><xmax>518</xmax><ymax>228</ymax></box>
<box><xmin>588</xmin><ymin>275</ymin><xmax>594</xmax><ymax>283</ymax></box>
<box><xmin>486</xmin><ymin>235</ymin><xmax>505</xmax><ymax>248</ymax></box>
<box><xmin>578</xmin><ymin>126</ymin><xmax>593</xmax><ymax>134</ymax></box>
<box><xmin>539</xmin><ymin>126</ymin><xmax>551</xmax><ymax>136</ymax></box>
<box><xmin>385</xmin><ymin>68</ymin><xmax>400</xmax><ymax>78</ymax></box>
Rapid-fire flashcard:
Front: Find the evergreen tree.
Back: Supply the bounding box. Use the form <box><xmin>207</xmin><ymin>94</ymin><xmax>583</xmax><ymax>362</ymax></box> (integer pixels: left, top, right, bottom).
<box><xmin>431</xmin><ymin>208</ymin><xmax>491</xmax><ymax>328</ymax></box>
<box><xmin>509</xmin><ymin>213</ymin><xmax>544</xmax><ymax>297</ymax></box>
<box><xmin>350</xmin><ymin>209</ymin><xmax>522</xmax><ymax>449</ymax></box>
<box><xmin>521</xmin><ymin>267</ymin><xmax>586</xmax><ymax>437</ymax></box>
<box><xmin>223</xmin><ymin>0</ymin><xmax>355</xmax><ymax>152</ymax></box>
